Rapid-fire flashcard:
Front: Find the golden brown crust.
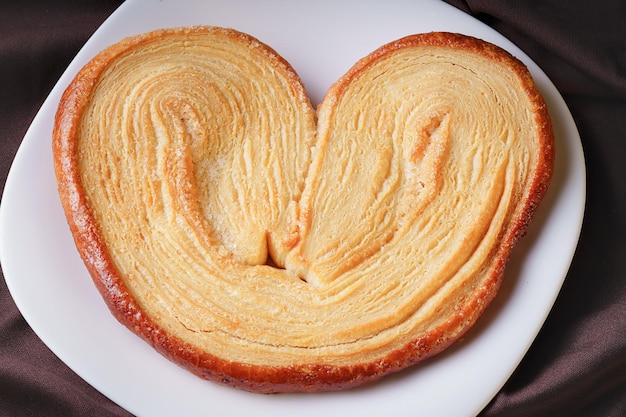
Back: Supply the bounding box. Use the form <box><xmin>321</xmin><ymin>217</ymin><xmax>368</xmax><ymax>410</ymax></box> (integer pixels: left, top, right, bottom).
<box><xmin>53</xmin><ymin>28</ymin><xmax>553</xmax><ymax>393</ymax></box>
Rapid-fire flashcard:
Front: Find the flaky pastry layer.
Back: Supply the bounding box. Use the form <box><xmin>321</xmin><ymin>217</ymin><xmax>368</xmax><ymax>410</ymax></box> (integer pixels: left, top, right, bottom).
<box><xmin>53</xmin><ymin>27</ymin><xmax>554</xmax><ymax>392</ymax></box>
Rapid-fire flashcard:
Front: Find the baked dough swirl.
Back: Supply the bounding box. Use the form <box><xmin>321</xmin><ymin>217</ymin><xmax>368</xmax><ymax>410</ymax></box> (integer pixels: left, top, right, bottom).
<box><xmin>53</xmin><ymin>27</ymin><xmax>554</xmax><ymax>392</ymax></box>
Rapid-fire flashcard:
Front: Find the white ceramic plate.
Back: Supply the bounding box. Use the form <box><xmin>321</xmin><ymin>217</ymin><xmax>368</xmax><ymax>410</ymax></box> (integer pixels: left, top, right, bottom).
<box><xmin>0</xmin><ymin>1</ymin><xmax>585</xmax><ymax>416</ymax></box>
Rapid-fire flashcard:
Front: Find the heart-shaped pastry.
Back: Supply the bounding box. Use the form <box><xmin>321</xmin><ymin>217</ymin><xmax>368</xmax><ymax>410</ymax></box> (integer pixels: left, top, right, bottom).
<box><xmin>53</xmin><ymin>26</ymin><xmax>553</xmax><ymax>393</ymax></box>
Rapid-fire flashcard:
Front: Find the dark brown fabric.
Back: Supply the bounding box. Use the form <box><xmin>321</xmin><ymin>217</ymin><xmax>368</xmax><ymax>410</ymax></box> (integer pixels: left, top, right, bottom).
<box><xmin>1</xmin><ymin>1</ymin><xmax>624</xmax><ymax>416</ymax></box>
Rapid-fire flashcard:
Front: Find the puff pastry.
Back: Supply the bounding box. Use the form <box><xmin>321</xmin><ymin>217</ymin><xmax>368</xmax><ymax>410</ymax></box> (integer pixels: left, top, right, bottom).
<box><xmin>53</xmin><ymin>27</ymin><xmax>554</xmax><ymax>392</ymax></box>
